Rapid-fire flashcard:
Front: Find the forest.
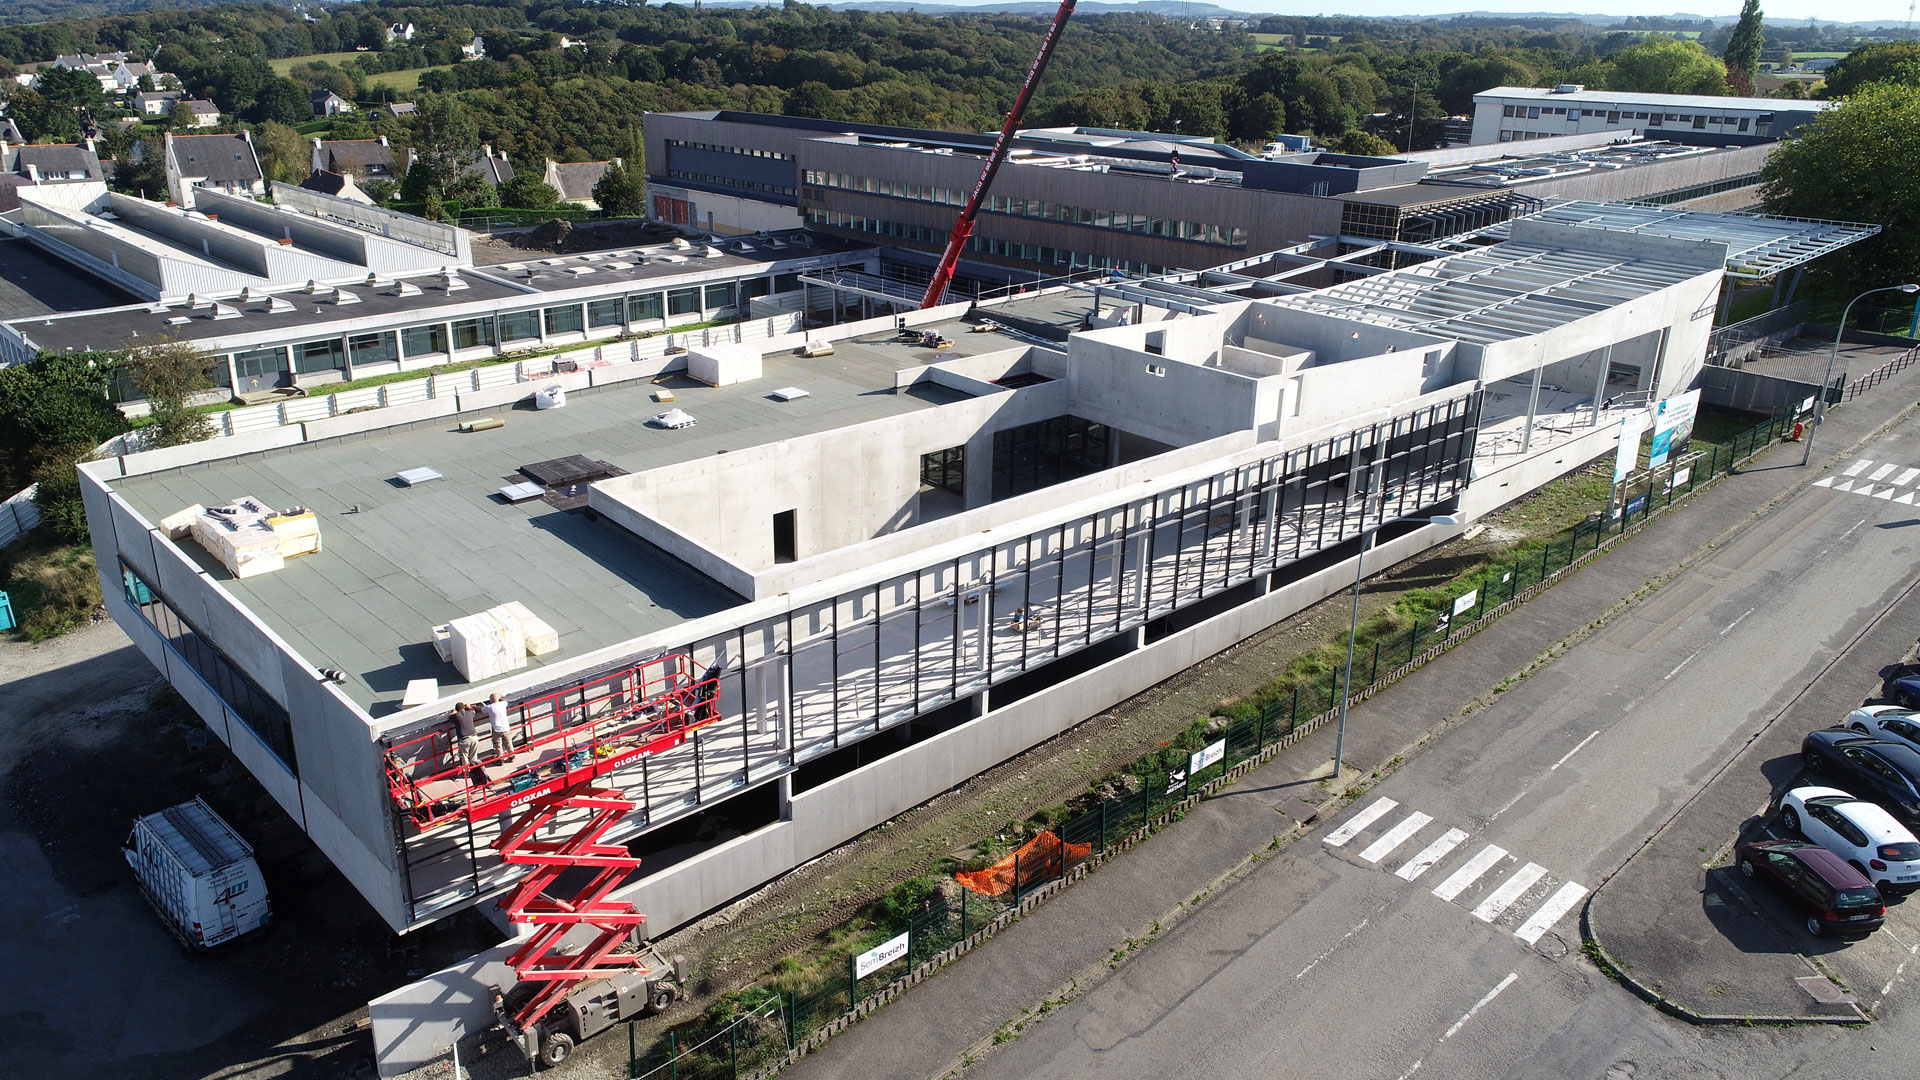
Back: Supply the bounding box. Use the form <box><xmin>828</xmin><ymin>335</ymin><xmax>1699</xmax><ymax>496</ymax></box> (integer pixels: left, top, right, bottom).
<box><xmin>0</xmin><ymin>0</ymin><xmax>1911</xmax><ymax>199</ymax></box>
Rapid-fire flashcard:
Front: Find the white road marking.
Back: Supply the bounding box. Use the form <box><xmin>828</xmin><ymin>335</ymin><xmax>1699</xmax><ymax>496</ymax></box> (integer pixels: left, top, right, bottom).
<box><xmin>1394</xmin><ymin>1060</ymin><xmax>1423</xmax><ymax>1080</ymax></box>
<box><xmin>1902</xmin><ymin>492</ymin><xmax>1917</xmax><ymax>506</ymax></box>
<box><xmin>1842</xmin><ymin>518</ymin><xmax>1869</xmax><ymax>540</ymax></box>
<box><xmin>1845</xmin><ymin>459</ymin><xmax>1871</xmax><ymax>476</ymax></box>
<box><xmin>1324</xmin><ymin>797</ymin><xmax>1398</xmax><ymax>847</ymax></box>
<box><xmin>1442</xmin><ymin>972</ymin><xmax>1519</xmax><ymax>1039</ymax></box>
<box><xmin>1835</xmin><ymin>479</ymin><xmax>1855</xmax><ymax>492</ymax></box>
<box><xmin>1869</xmin><ymin>463</ymin><xmax>1897</xmax><ymax>481</ymax></box>
<box><xmin>1295</xmin><ymin>917</ymin><xmax>1369</xmax><ymax>980</ymax></box>
<box><xmin>1397</xmin><ymin>828</ymin><xmax>1469</xmax><ymax>881</ymax></box>
<box><xmin>1359</xmin><ymin>811</ymin><xmax>1433</xmax><ymax>863</ymax></box>
<box><xmin>1434</xmin><ymin>844</ymin><xmax>1508</xmax><ymax>901</ymax></box>
<box><xmin>1514</xmin><ymin>881</ymin><xmax>1589</xmax><ymax>944</ymax></box>
<box><xmin>1488</xmin><ymin>787</ymin><xmax>1529</xmax><ymax>822</ymax></box>
<box><xmin>1721</xmin><ymin>607</ymin><xmax>1754</xmax><ymax>635</ymax></box>
<box><xmin>1814</xmin><ymin>476</ymin><xmax>1834</xmax><ymax>488</ymax></box>
<box><xmin>1878</xmin><ymin>486</ymin><xmax>1899</xmax><ymax>500</ymax></box>
<box><xmin>1893</xmin><ymin>467</ymin><xmax>1920</xmax><ymax>487</ymax></box>
<box><xmin>1472</xmin><ymin>862</ymin><xmax>1549</xmax><ymax>922</ymax></box>
<box><xmin>1550</xmin><ymin>730</ymin><xmax>1601</xmax><ymax>771</ymax></box>
<box><xmin>1665</xmin><ymin>650</ymin><xmax>1699</xmax><ymax>680</ymax></box>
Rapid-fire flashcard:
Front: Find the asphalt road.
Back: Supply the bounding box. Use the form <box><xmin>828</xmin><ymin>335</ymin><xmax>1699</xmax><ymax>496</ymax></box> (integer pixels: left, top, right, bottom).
<box><xmin>971</xmin><ymin>419</ymin><xmax>1920</xmax><ymax>1080</ymax></box>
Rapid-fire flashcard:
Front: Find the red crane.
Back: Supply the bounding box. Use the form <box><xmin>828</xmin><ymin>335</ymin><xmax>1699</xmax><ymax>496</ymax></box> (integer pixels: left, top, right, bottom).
<box><xmin>919</xmin><ymin>0</ymin><xmax>1079</xmax><ymax>309</ymax></box>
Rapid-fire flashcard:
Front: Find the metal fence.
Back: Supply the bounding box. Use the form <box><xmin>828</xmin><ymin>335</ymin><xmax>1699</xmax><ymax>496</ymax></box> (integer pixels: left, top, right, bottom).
<box><xmin>0</xmin><ymin>484</ymin><xmax>40</xmax><ymax>550</ymax></box>
<box><xmin>617</xmin><ymin>405</ymin><xmax>1806</xmax><ymax>1080</ymax></box>
<box><xmin>1844</xmin><ymin>343</ymin><xmax>1920</xmax><ymax>402</ymax></box>
<box><xmin>1706</xmin><ymin>300</ymin><xmax>1808</xmax><ymax>368</ymax></box>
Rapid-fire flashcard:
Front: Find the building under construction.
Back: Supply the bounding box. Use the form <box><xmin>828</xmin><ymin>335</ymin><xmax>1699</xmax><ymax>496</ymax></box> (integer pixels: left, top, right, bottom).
<box><xmin>63</xmin><ymin>181</ymin><xmax>1879</xmax><ymax>1072</ymax></box>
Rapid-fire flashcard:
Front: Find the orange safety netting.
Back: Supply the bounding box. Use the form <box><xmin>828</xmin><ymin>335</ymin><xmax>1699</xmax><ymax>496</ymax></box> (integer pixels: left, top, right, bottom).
<box><xmin>955</xmin><ymin>831</ymin><xmax>1092</xmax><ymax>898</ymax></box>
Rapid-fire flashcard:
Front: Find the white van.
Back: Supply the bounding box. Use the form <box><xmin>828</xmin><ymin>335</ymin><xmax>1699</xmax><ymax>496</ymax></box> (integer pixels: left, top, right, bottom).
<box><xmin>123</xmin><ymin>797</ymin><xmax>271</xmax><ymax>949</ymax></box>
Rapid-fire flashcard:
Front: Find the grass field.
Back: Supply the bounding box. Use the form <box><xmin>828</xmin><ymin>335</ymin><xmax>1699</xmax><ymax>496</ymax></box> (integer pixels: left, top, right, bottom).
<box><xmin>365</xmin><ymin>65</ymin><xmax>447</xmax><ymax>93</ymax></box>
<box><xmin>1249</xmin><ymin>31</ymin><xmax>1324</xmax><ymax>52</ymax></box>
<box><xmin>268</xmin><ymin>50</ymin><xmax>371</xmax><ymax>74</ymax></box>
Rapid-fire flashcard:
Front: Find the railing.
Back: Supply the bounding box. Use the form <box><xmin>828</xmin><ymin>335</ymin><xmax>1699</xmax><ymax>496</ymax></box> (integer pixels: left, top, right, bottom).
<box><xmin>1844</xmin><ymin>342</ymin><xmax>1920</xmax><ymax>401</ymax></box>
<box><xmin>0</xmin><ymin>483</ymin><xmax>40</xmax><ymax>550</ymax></box>
<box><xmin>1707</xmin><ymin>300</ymin><xmax>1808</xmax><ymax>368</ymax></box>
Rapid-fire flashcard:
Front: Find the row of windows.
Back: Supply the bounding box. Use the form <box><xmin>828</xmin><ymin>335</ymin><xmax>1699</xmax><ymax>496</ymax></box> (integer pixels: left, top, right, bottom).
<box><xmin>667</xmin><ymin>139</ymin><xmax>794</xmax><ymax>162</ymax></box>
<box><xmin>806</xmin><ymin>208</ymin><xmax>1177</xmax><ymax>275</ymax></box>
<box><xmin>666</xmin><ymin>169</ymin><xmax>797</xmax><ymax>198</ymax></box>
<box><xmin>1501</xmin><ymin>103</ymin><xmax>1777</xmax><ymax>128</ymax></box>
<box><xmin>123</xmin><ymin>563</ymin><xmax>297</xmax><ymax>773</ymax></box>
<box><xmin>1638</xmin><ymin>172</ymin><xmax>1764</xmax><ymax>206</ymax></box>
<box><xmin>207</xmin><ymin>278</ymin><xmax>804</xmax><ymax>383</ymax></box>
<box><xmin>802</xmin><ymin>170</ymin><xmax>1249</xmax><ymax>248</ymax></box>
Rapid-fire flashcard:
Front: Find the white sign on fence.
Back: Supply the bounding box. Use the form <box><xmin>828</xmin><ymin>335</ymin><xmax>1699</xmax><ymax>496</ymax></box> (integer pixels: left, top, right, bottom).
<box><xmin>1800</xmin><ymin>395</ymin><xmax>1816</xmax><ymax>416</ymax></box>
<box><xmin>1190</xmin><ymin>738</ymin><xmax>1226</xmax><ymax>777</ymax></box>
<box><xmin>1452</xmin><ymin>590</ymin><xmax>1478</xmax><ymax>617</ymax></box>
<box><xmin>854</xmin><ymin>931</ymin><xmax>910</xmax><ymax>979</ymax></box>
<box><xmin>1668</xmin><ymin>466</ymin><xmax>1691</xmax><ymax>491</ymax></box>
<box><xmin>1166</xmin><ymin>768</ymin><xmax>1186</xmax><ymax>795</ymax></box>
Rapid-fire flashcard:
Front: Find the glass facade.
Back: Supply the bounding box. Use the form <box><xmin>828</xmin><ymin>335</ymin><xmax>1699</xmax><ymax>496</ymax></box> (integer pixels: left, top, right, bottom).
<box><xmin>452</xmin><ymin>317</ymin><xmax>495</xmax><ymax>350</ymax></box>
<box><xmin>348</xmin><ymin>331</ymin><xmax>398</xmax><ymax>368</ymax></box>
<box><xmin>122</xmin><ymin>563</ymin><xmax>297</xmax><ymax>773</ymax></box>
<box><xmin>704</xmin><ymin>282</ymin><xmax>736</xmax><ymax>310</ymax></box>
<box><xmin>295</xmin><ymin>337</ymin><xmax>345</xmax><ymax>374</ymax></box>
<box><xmin>498</xmin><ymin>309</ymin><xmax>540</xmax><ymax>343</ymax></box>
<box><xmin>992</xmin><ymin>415</ymin><xmax>1113</xmax><ymax>501</ymax></box>
<box><xmin>544</xmin><ymin>304</ymin><xmax>584</xmax><ymax>336</ymax></box>
<box><xmin>667</xmin><ymin>287</ymin><xmax>702</xmax><ymax>317</ymax></box>
<box><xmin>402</xmin><ymin>323</ymin><xmax>447</xmax><ymax>358</ymax></box>
<box><xmin>628</xmin><ymin>292</ymin><xmax>664</xmax><ymax>322</ymax></box>
<box><xmin>588</xmin><ymin>298</ymin><xmax>624</xmax><ymax>327</ymax></box>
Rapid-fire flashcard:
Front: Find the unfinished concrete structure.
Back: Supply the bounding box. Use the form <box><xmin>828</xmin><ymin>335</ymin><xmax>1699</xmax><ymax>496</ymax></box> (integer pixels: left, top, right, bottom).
<box><xmin>68</xmin><ymin>201</ymin><xmax>1875</xmax><ymax>1074</ymax></box>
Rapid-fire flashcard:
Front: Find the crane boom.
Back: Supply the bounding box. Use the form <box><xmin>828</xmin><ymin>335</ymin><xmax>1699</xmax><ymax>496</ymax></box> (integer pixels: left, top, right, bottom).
<box><xmin>919</xmin><ymin>0</ymin><xmax>1078</xmax><ymax>309</ymax></box>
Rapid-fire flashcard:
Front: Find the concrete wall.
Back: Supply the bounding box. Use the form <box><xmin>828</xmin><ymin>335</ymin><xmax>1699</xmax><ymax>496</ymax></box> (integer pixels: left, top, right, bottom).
<box><xmin>1696</xmin><ymin>364</ymin><xmax>1823</xmax><ymax>414</ymax></box>
<box><xmin>1066</xmin><ymin>319</ymin><xmax>1261</xmax><ymax>448</ymax></box>
<box><xmin>1460</xmin><ymin>415</ymin><xmax>1623</xmax><ymax>520</ymax></box>
<box><xmin>368</xmin><ymin>518</ymin><xmax>1460</xmax><ymax>1076</ymax></box>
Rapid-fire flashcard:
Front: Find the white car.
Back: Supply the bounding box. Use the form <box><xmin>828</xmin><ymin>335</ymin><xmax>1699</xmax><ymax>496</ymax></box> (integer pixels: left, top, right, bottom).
<box><xmin>1849</xmin><ymin>705</ymin><xmax>1920</xmax><ymax>752</ymax></box>
<box><xmin>1779</xmin><ymin>785</ymin><xmax>1920</xmax><ymax>895</ymax></box>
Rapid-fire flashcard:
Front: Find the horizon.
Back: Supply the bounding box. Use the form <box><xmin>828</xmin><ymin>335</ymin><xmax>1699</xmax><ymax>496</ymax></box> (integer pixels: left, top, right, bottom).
<box><xmin>822</xmin><ymin>0</ymin><xmax>1914</xmax><ymax>26</ymax></box>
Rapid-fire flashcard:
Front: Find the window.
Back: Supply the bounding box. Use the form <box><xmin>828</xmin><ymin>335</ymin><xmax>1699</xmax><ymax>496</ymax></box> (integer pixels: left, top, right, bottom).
<box><xmin>295</xmin><ymin>337</ymin><xmax>345</xmax><ymax>374</ymax></box>
<box><xmin>402</xmin><ymin>324</ymin><xmax>447</xmax><ymax>357</ymax></box>
<box><xmin>704</xmin><ymin>282</ymin><xmax>736</xmax><ymax>310</ymax></box>
<box><xmin>347</xmin><ymin>331</ymin><xmax>397</xmax><ymax>368</ymax></box>
<box><xmin>497</xmin><ymin>309</ymin><xmax>540</xmax><ymax>342</ymax></box>
<box><xmin>668</xmin><ymin>287</ymin><xmax>701</xmax><ymax>317</ymax></box>
<box><xmin>775</xmin><ymin>273</ymin><xmax>801</xmax><ymax>293</ymax></box>
<box><xmin>233</xmin><ymin>346</ymin><xmax>286</xmax><ymax>379</ymax></box>
<box><xmin>919</xmin><ymin>446</ymin><xmax>965</xmax><ymax>495</ymax></box>
<box><xmin>991</xmin><ymin>415</ymin><xmax>1112</xmax><ymax>501</ymax></box>
<box><xmin>588</xmin><ymin>298</ymin><xmax>623</xmax><ymax>327</ymax></box>
<box><xmin>543</xmin><ymin>304</ymin><xmax>583</xmax><ymax>335</ymax></box>
<box><xmin>122</xmin><ymin>563</ymin><xmax>296</xmax><ymax>773</ymax></box>
<box><xmin>452</xmin><ymin>317</ymin><xmax>495</xmax><ymax>350</ymax></box>
<box><xmin>1145</xmin><ymin>330</ymin><xmax>1166</xmax><ymax>356</ymax></box>
<box><xmin>628</xmin><ymin>292</ymin><xmax>664</xmax><ymax>322</ymax></box>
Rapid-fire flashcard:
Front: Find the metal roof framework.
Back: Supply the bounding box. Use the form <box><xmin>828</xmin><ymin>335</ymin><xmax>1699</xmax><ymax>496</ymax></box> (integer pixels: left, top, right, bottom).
<box><xmin>1438</xmin><ymin>200</ymin><xmax>1880</xmax><ymax>279</ymax></box>
<box><xmin>1269</xmin><ymin>241</ymin><xmax>1703</xmax><ymax>347</ymax></box>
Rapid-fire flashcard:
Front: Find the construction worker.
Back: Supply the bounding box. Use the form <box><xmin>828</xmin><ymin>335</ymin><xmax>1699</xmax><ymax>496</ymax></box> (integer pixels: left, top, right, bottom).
<box><xmin>485</xmin><ymin>693</ymin><xmax>513</xmax><ymax>760</ymax></box>
<box><xmin>451</xmin><ymin>701</ymin><xmax>481</xmax><ymax>766</ymax></box>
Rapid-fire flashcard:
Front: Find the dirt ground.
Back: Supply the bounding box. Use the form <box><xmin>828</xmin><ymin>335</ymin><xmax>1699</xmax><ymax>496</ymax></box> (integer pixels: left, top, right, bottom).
<box><xmin>0</xmin><ymin>620</ymin><xmax>501</xmax><ymax>1080</ymax></box>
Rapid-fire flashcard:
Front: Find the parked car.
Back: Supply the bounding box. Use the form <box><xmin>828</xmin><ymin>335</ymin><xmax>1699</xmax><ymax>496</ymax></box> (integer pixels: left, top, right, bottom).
<box><xmin>1737</xmin><ymin>838</ymin><xmax>1887</xmax><ymax>936</ymax></box>
<box><xmin>1849</xmin><ymin>705</ymin><xmax>1920</xmax><ymax>752</ymax></box>
<box><xmin>1777</xmin><ymin>785</ymin><xmax>1920</xmax><ymax>895</ymax></box>
<box><xmin>1800</xmin><ymin>729</ymin><xmax>1920</xmax><ymax>826</ymax></box>
<box><xmin>1883</xmin><ymin>672</ymin><xmax>1920</xmax><ymax>710</ymax></box>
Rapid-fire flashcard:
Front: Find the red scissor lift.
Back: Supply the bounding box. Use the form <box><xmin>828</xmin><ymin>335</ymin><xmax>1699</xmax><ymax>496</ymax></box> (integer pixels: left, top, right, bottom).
<box><xmin>383</xmin><ymin>653</ymin><xmax>721</xmax><ymax>1033</ymax></box>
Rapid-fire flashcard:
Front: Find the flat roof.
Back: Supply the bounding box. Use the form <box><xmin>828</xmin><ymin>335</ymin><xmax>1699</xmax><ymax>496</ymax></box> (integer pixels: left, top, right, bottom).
<box><xmin>481</xmin><ymin>234</ymin><xmax>862</xmax><ymax>294</ymax></box>
<box><xmin>110</xmin><ymin>318</ymin><xmax>1007</xmax><ymax>711</ymax></box>
<box><xmin>0</xmin><ymin>237</ymin><xmax>136</xmax><ymax>321</ymax></box>
<box><xmin>1453</xmin><ymin>200</ymin><xmax>1880</xmax><ymax>279</ymax></box>
<box><xmin>1270</xmin><ymin>239</ymin><xmax>1701</xmax><ymax>347</ymax></box>
<box><xmin>1475</xmin><ymin>86</ymin><xmax>1829</xmax><ymax>113</ymax></box>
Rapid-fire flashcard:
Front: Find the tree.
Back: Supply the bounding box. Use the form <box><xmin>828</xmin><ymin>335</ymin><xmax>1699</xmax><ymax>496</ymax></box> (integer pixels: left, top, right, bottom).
<box><xmin>35</xmin><ymin>65</ymin><xmax>104</xmax><ymax>115</ymax></box>
<box><xmin>784</xmin><ymin>80</ymin><xmax>839</xmax><ymax>119</ymax></box>
<box><xmin>251</xmin><ymin>121</ymin><xmax>309</xmax><ymax>184</ymax></box>
<box><xmin>495</xmin><ymin>171</ymin><xmax>558</xmax><ymax>210</ymax></box>
<box><xmin>1722</xmin><ymin>0</ymin><xmax>1765</xmax><ymax>96</ymax></box>
<box><xmin>591</xmin><ymin>160</ymin><xmax>645</xmax><ymax>217</ymax></box>
<box><xmin>1438</xmin><ymin>51</ymin><xmax>1536</xmax><ymax>115</ymax></box>
<box><xmin>1607</xmin><ymin>37</ymin><xmax>1729</xmax><ymax>96</ymax></box>
<box><xmin>249</xmin><ymin>78</ymin><xmax>311</xmax><ymax>126</ymax></box>
<box><xmin>167</xmin><ymin>100</ymin><xmax>198</xmax><ymax>132</ymax></box>
<box><xmin>1331</xmin><ymin>130</ymin><xmax>1397</xmax><ymax>156</ymax></box>
<box><xmin>0</xmin><ymin>353</ymin><xmax>127</xmax><ymax>493</ymax></box>
<box><xmin>1761</xmin><ymin>83</ymin><xmax>1920</xmax><ymax>295</ymax></box>
<box><xmin>7</xmin><ymin>90</ymin><xmax>81</xmax><ymax>143</ymax></box>
<box><xmin>411</xmin><ymin>95</ymin><xmax>477</xmax><ymax>156</ymax></box>
<box><xmin>362</xmin><ymin>178</ymin><xmax>398</xmax><ymax>204</ymax></box>
<box><xmin>1770</xmin><ymin>80</ymin><xmax>1811</xmax><ymax>99</ymax></box>
<box><xmin>136</xmin><ymin>73</ymin><xmax>155</xmax><ymax>94</ymax></box>
<box><xmin>1825</xmin><ymin>42</ymin><xmax>1920</xmax><ymax>99</ymax></box>
<box><xmin>122</xmin><ymin>336</ymin><xmax>216</xmax><ymax>448</ymax></box>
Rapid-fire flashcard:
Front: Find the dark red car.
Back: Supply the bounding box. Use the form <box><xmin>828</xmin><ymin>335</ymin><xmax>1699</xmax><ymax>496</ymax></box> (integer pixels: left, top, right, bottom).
<box><xmin>1738</xmin><ymin>839</ymin><xmax>1886</xmax><ymax>937</ymax></box>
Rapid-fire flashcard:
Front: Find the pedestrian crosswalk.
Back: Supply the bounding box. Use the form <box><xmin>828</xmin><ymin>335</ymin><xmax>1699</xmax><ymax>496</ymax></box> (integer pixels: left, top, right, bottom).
<box><xmin>1325</xmin><ymin>796</ymin><xmax>1587</xmax><ymax>949</ymax></box>
<box><xmin>1813</xmin><ymin>459</ymin><xmax>1920</xmax><ymax>503</ymax></box>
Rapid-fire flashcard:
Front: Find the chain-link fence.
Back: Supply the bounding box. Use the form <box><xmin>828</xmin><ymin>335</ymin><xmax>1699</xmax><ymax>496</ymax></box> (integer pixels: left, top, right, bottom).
<box><xmin>623</xmin><ymin>407</ymin><xmax>1802</xmax><ymax>1080</ymax></box>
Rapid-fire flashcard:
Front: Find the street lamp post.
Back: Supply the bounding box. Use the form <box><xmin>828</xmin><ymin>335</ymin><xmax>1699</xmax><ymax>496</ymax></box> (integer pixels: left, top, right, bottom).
<box><xmin>1804</xmin><ymin>283</ymin><xmax>1920</xmax><ymax>466</ymax></box>
<box><xmin>1332</xmin><ymin>470</ymin><xmax>1459</xmax><ymax>781</ymax></box>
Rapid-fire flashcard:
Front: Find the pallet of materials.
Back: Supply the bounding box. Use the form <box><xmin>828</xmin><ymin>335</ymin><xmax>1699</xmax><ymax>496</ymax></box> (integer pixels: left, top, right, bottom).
<box><xmin>186</xmin><ymin>497</ymin><xmax>321</xmax><ymax>579</ymax></box>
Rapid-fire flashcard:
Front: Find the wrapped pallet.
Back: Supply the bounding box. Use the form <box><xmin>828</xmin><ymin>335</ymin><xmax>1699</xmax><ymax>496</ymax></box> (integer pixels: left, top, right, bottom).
<box><xmin>498</xmin><ymin>601</ymin><xmax>559</xmax><ymax>656</ymax></box>
<box><xmin>189</xmin><ymin>497</ymin><xmax>285</xmax><ymax>579</ymax></box>
<box><xmin>446</xmin><ymin>610</ymin><xmax>527</xmax><ymax>682</ymax></box>
<box><xmin>265</xmin><ymin>509</ymin><xmax>322</xmax><ymax>559</ymax></box>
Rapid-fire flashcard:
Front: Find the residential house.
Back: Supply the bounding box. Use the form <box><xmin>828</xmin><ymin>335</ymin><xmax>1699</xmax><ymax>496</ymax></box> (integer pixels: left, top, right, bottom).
<box><xmin>386</xmin><ymin>22</ymin><xmax>415</xmax><ymax>43</ymax></box>
<box><xmin>543</xmin><ymin>157</ymin><xmax>619</xmax><ymax>209</ymax></box>
<box><xmin>461</xmin><ymin>35</ymin><xmax>486</xmax><ymax>59</ymax></box>
<box><xmin>164</xmin><ymin>130</ymin><xmax>265</xmax><ymax>207</ymax></box>
<box><xmin>134</xmin><ymin>89</ymin><xmax>183</xmax><ymax>116</ymax></box>
<box><xmin>298</xmin><ymin>168</ymin><xmax>373</xmax><ymax>204</ymax></box>
<box><xmin>5</xmin><ymin>141</ymin><xmax>108</xmax><ymax>210</ymax></box>
<box><xmin>180</xmin><ymin>100</ymin><xmax>221</xmax><ymax>129</ymax></box>
<box><xmin>310</xmin><ymin>89</ymin><xmax>355</xmax><ymax>117</ymax></box>
<box><xmin>109</xmin><ymin>61</ymin><xmax>159</xmax><ymax>95</ymax></box>
<box><xmin>51</xmin><ymin>51</ymin><xmax>128</xmax><ymax>69</ymax></box>
<box><xmin>406</xmin><ymin>144</ymin><xmax>515</xmax><ymax>189</ymax></box>
<box><xmin>386</xmin><ymin>101</ymin><xmax>417</xmax><ymax>119</ymax></box>
<box><xmin>0</xmin><ymin>119</ymin><xmax>23</xmax><ymax>146</ymax></box>
<box><xmin>312</xmin><ymin>137</ymin><xmax>398</xmax><ymax>181</ymax></box>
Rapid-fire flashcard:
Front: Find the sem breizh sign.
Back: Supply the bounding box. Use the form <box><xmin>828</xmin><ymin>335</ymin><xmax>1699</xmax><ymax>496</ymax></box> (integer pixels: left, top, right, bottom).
<box><xmin>855</xmin><ymin>931</ymin><xmax>910</xmax><ymax>979</ymax></box>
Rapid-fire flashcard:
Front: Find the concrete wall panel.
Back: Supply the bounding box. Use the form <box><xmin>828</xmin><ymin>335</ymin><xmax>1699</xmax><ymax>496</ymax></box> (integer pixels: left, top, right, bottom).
<box><xmin>303</xmin><ymin>395</ymin><xmax>458</xmax><ymax>441</ymax></box>
<box><xmin>119</xmin><ymin>424</ymin><xmax>305</xmax><ymax>477</ymax></box>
